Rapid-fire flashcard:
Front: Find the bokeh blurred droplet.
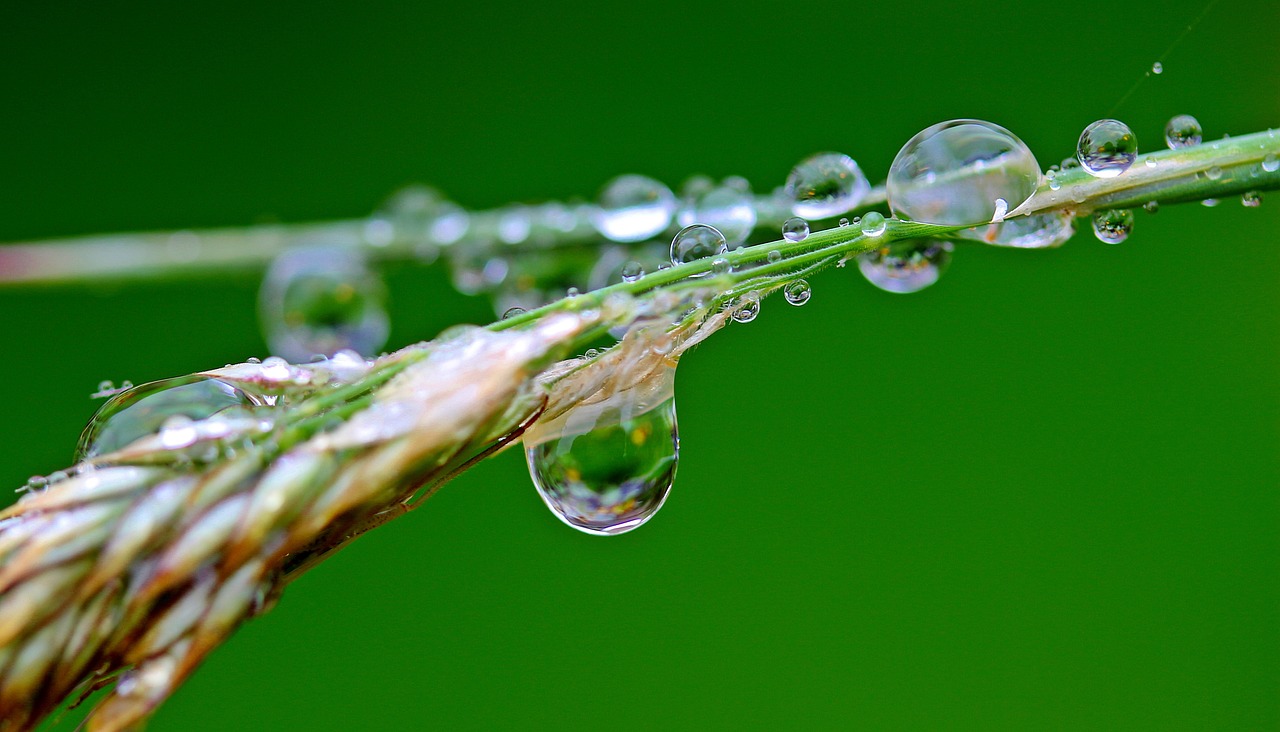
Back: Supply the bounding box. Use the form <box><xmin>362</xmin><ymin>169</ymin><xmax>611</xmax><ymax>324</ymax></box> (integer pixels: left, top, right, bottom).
<box><xmin>677</xmin><ymin>182</ymin><xmax>757</xmax><ymax>247</ymax></box>
<box><xmin>785</xmin><ymin>152</ymin><xmax>870</xmax><ymax>219</ymax></box>
<box><xmin>591</xmin><ymin>175</ymin><xmax>677</xmax><ymax>243</ymax></box>
<box><xmin>259</xmin><ymin>246</ymin><xmax>390</xmax><ymax>363</ymax></box>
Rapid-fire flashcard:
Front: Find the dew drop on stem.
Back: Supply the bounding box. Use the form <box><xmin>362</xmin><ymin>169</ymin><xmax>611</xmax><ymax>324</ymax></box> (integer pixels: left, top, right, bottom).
<box><xmin>1077</xmin><ymin>119</ymin><xmax>1138</xmax><ymax>178</ymax></box>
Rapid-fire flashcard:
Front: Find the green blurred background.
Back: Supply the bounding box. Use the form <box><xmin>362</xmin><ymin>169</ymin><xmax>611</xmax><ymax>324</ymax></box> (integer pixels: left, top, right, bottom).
<box><xmin>2</xmin><ymin>0</ymin><xmax>1278</xmax><ymax>729</ymax></box>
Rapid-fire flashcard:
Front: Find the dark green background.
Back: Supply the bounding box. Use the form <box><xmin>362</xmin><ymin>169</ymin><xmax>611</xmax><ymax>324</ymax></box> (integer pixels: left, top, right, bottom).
<box><xmin>2</xmin><ymin>1</ymin><xmax>1278</xmax><ymax>729</ymax></box>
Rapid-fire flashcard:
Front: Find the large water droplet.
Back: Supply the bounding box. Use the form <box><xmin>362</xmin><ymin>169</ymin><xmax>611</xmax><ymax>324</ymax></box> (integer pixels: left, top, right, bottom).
<box><xmin>1077</xmin><ymin>119</ymin><xmax>1138</xmax><ymax>178</ymax></box>
<box><xmin>1091</xmin><ymin>209</ymin><xmax>1134</xmax><ymax>244</ymax></box>
<box><xmin>857</xmin><ymin>239</ymin><xmax>953</xmax><ymax>294</ymax></box>
<box><xmin>525</xmin><ymin>375</ymin><xmax>679</xmax><ymax>536</ymax></box>
<box><xmin>670</xmin><ymin>225</ymin><xmax>727</xmax><ymax>274</ymax></box>
<box><xmin>1164</xmin><ymin>114</ymin><xmax>1202</xmax><ymax>149</ymax></box>
<box><xmin>76</xmin><ymin>377</ymin><xmax>258</xmax><ymax>460</ymax></box>
<box><xmin>676</xmin><ymin>183</ymin><xmax>757</xmax><ymax>246</ymax></box>
<box><xmin>782</xmin><ymin>217</ymin><xmax>809</xmax><ymax>242</ymax></box>
<box><xmin>259</xmin><ymin>246</ymin><xmax>389</xmax><ymax>363</ymax></box>
<box><xmin>591</xmin><ymin>175</ymin><xmax>678</xmax><ymax>242</ymax></box>
<box><xmin>784</xmin><ymin>152</ymin><xmax>871</xmax><ymax>219</ymax></box>
<box><xmin>963</xmin><ymin>211</ymin><xmax>1075</xmax><ymax>249</ymax></box>
<box><xmin>887</xmin><ymin>119</ymin><xmax>1041</xmax><ymax>226</ymax></box>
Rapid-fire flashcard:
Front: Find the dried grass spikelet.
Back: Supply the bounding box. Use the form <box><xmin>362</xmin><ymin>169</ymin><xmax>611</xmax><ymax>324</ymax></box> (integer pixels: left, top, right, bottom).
<box><xmin>0</xmin><ymin>312</ymin><xmax>591</xmax><ymax>732</ymax></box>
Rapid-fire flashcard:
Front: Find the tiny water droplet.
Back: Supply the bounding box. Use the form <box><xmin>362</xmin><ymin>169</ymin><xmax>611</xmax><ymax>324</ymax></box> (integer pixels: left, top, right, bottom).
<box><xmin>783</xmin><ymin>280</ymin><xmax>811</xmax><ymax>306</ymax></box>
<box><xmin>857</xmin><ymin>240</ymin><xmax>953</xmax><ymax>294</ymax></box>
<box><xmin>785</xmin><ymin>152</ymin><xmax>870</xmax><ymax>219</ymax></box>
<box><xmin>1077</xmin><ymin>119</ymin><xmax>1138</xmax><ymax>178</ymax></box>
<box><xmin>888</xmin><ymin>119</ymin><xmax>1041</xmax><ymax>225</ymax></box>
<box><xmin>670</xmin><ymin>225</ymin><xmax>727</xmax><ymax>274</ymax></box>
<box><xmin>76</xmin><ymin>377</ymin><xmax>257</xmax><ymax>460</ymax></box>
<box><xmin>859</xmin><ymin>211</ymin><xmax>886</xmax><ymax>237</ymax></box>
<box><xmin>567</xmin><ymin>287</ymin><xmax>581</xmax><ymax>297</ymax></box>
<box><xmin>259</xmin><ymin>246</ymin><xmax>389</xmax><ymax>362</ymax></box>
<box><xmin>1205</xmin><ymin>165</ymin><xmax>1223</xmax><ymax>180</ymax></box>
<box><xmin>1143</xmin><ymin>200</ymin><xmax>1160</xmax><ymax>214</ymax></box>
<box><xmin>1164</xmin><ymin>114</ymin><xmax>1202</xmax><ymax>149</ymax></box>
<box><xmin>711</xmin><ymin>257</ymin><xmax>731</xmax><ymax>275</ymax></box>
<box><xmin>1091</xmin><ymin>209</ymin><xmax>1134</xmax><ymax>244</ymax></box>
<box><xmin>525</xmin><ymin>374</ymin><xmax>679</xmax><ymax>536</ymax></box>
<box><xmin>731</xmin><ymin>293</ymin><xmax>761</xmax><ymax>323</ymax></box>
<box><xmin>591</xmin><ymin>175</ymin><xmax>677</xmax><ymax>243</ymax></box>
<box><xmin>767</xmin><ymin>250</ymin><xmax>782</xmax><ymax>263</ymax></box>
<box><xmin>1061</xmin><ymin>157</ymin><xmax>1081</xmax><ymax>170</ymax></box>
<box><xmin>1151</xmin><ymin>61</ymin><xmax>1163</xmax><ymax>74</ymax></box>
<box><xmin>1202</xmin><ymin>198</ymin><xmax>1220</xmax><ymax>207</ymax></box>
<box><xmin>1262</xmin><ymin>154</ymin><xmax>1279</xmax><ymax>173</ymax></box>
<box><xmin>502</xmin><ymin>306</ymin><xmax>527</xmax><ymax>319</ymax></box>
<box><xmin>1046</xmin><ymin>169</ymin><xmax>1061</xmax><ymax>190</ymax></box>
<box><xmin>621</xmin><ymin>261</ymin><xmax>645</xmax><ymax>282</ymax></box>
<box><xmin>1242</xmin><ymin>190</ymin><xmax>1263</xmax><ymax>208</ymax></box>
<box><xmin>838</xmin><ymin>217</ymin><xmax>851</xmax><ymax>227</ymax></box>
<box><xmin>782</xmin><ymin>217</ymin><xmax>809</xmax><ymax>242</ymax></box>
<box><xmin>96</xmin><ymin>380</ymin><xmax>115</xmax><ymax>393</ymax></box>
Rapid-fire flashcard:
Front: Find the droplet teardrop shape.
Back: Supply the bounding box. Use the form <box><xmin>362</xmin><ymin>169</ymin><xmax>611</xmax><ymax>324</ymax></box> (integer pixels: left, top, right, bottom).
<box><xmin>887</xmin><ymin>119</ymin><xmax>1041</xmax><ymax>226</ymax></box>
<box><xmin>75</xmin><ymin>376</ymin><xmax>258</xmax><ymax>461</ymax></box>
<box><xmin>525</xmin><ymin>367</ymin><xmax>679</xmax><ymax>536</ymax></box>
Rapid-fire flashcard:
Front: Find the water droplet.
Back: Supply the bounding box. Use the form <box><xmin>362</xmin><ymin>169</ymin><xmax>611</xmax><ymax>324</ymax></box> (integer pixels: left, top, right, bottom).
<box><xmin>76</xmin><ymin>377</ymin><xmax>257</xmax><ymax>460</ymax></box>
<box><xmin>1151</xmin><ymin>61</ymin><xmax>1163</xmax><ymax>75</ymax></box>
<box><xmin>97</xmin><ymin>380</ymin><xmax>114</xmax><ymax>393</ymax></box>
<box><xmin>1164</xmin><ymin>114</ymin><xmax>1202</xmax><ymax>149</ymax></box>
<box><xmin>767</xmin><ymin>250</ymin><xmax>782</xmax><ymax>263</ymax></box>
<box><xmin>887</xmin><ymin>119</ymin><xmax>1041</xmax><ymax>225</ymax></box>
<box><xmin>967</xmin><ymin>212</ymin><xmax>1075</xmax><ymax>249</ymax></box>
<box><xmin>259</xmin><ymin>246</ymin><xmax>389</xmax><ymax>363</ymax></box>
<box><xmin>1242</xmin><ymin>190</ymin><xmax>1263</xmax><ymax>208</ymax></box>
<box><xmin>502</xmin><ymin>306</ymin><xmax>527</xmax><ymax>319</ymax></box>
<box><xmin>857</xmin><ymin>239</ymin><xmax>953</xmax><ymax>294</ymax></box>
<box><xmin>497</xmin><ymin>208</ymin><xmax>532</xmax><ymax>244</ymax></box>
<box><xmin>670</xmin><ymin>225</ymin><xmax>727</xmax><ymax>274</ymax></box>
<box><xmin>1143</xmin><ymin>200</ymin><xmax>1160</xmax><ymax>214</ymax></box>
<box><xmin>711</xmin><ymin>257</ymin><xmax>731</xmax><ymax>275</ymax></box>
<box><xmin>591</xmin><ymin>175</ymin><xmax>677</xmax><ymax>243</ymax></box>
<box><xmin>731</xmin><ymin>292</ymin><xmax>761</xmax><ymax>323</ymax></box>
<box><xmin>785</xmin><ymin>152</ymin><xmax>870</xmax><ymax>219</ymax></box>
<box><xmin>621</xmin><ymin>261</ymin><xmax>645</xmax><ymax>282</ymax></box>
<box><xmin>1205</xmin><ymin>165</ymin><xmax>1223</xmax><ymax>181</ymax></box>
<box><xmin>784</xmin><ymin>280</ymin><xmax>811</xmax><ymax>306</ymax></box>
<box><xmin>1046</xmin><ymin>169</ymin><xmax>1061</xmax><ymax>191</ymax></box>
<box><xmin>1202</xmin><ymin>198</ymin><xmax>1220</xmax><ymax>208</ymax></box>
<box><xmin>1262</xmin><ymin>154</ymin><xmax>1279</xmax><ymax>173</ymax></box>
<box><xmin>676</xmin><ymin>183</ymin><xmax>757</xmax><ymax>246</ymax></box>
<box><xmin>1091</xmin><ymin>209</ymin><xmax>1134</xmax><ymax>244</ymax></box>
<box><xmin>838</xmin><ymin>217</ymin><xmax>851</xmax><ymax>227</ymax></box>
<box><xmin>1077</xmin><ymin>119</ymin><xmax>1138</xmax><ymax>178</ymax></box>
<box><xmin>525</xmin><ymin>375</ymin><xmax>679</xmax><ymax>536</ymax></box>
<box><xmin>782</xmin><ymin>217</ymin><xmax>809</xmax><ymax>242</ymax></box>
<box><xmin>1061</xmin><ymin>157</ymin><xmax>1081</xmax><ymax>170</ymax></box>
<box><xmin>859</xmin><ymin>211</ymin><xmax>886</xmax><ymax>237</ymax></box>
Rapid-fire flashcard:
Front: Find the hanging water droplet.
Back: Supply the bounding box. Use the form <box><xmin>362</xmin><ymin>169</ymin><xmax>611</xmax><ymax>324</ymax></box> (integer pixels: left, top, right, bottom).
<box><xmin>1091</xmin><ymin>209</ymin><xmax>1134</xmax><ymax>244</ymax></box>
<box><xmin>860</xmin><ymin>211</ymin><xmax>886</xmax><ymax>237</ymax></box>
<box><xmin>378</xmin><ymin>185</ymin><xmax>471</xmax><ymax>246</ymax></box>
<box><xmin>967</xmin><ymin>212</ymin><xmax>1075</xmax><ymax>249</ymax></box>
<box><xmin>783</xmin><ymin>280</ymin><xmax>811</xmax><ymax>306</ymax></box>
<box><xmin>1151</xmin><ymin>61</ymin><xmax>1163</xmax><ymax>75</ymax></box>
<box><xmin>785</xmin><ymin>153</ymin><xmax>870</xmax><ymax>220</ymax></box>
<box><xmin>1164</xmin><ymin>114</ymin><xmax>1202</xmax><ymax>149</ymax></box>
<box><xmin>857</xmin><ymin>239</ymin><xmax>953</xmax><ymax>294</ymax></box>
<box><xmin>1143</xmin><ymin>200</ymin><xmax>1160</xmax><ymax>214</ymax></box>
<box><xmin>887</xmin><ymin>119</ymin><xmax>1041</xmax><ymax>226</ymax></box>
<box><xmin>76</xmin><ymin>377</ymin><xmax>258</xmax><ymax>461</ymax></box>
<box><xmin>670</xmin><ymin>225</ymin><xmax>727</xmax><ymax>274</ymax></box>
<box><xmin>676</xmin><ymin>183</ymin><xmax>757</xmax><ymax>246</ymax></box>
<box><xmin>731</xmin><ymin>292</ymin><xmax>761</xmax><ymax>323</ymax></box>
<box><xmin>259</xmin><ymin>246</ymin><xmax>389</xmax><ymax>363</ymax></box>
<box><xmin>711</xmin><ymin>257</ymin><xmax>731</xmax><ymax>275</ymax></box>
<box><xmin>1242</xmin><ymin>190</ymin><xmax>1263</xmax><ymax>207</ymax></box>
<box><xmin>782</xmin><ymin>217</ymin><xmax>810</xmax><ymax>242</ymax></box>
<box><xmin>1262</xmin><ymin>154</ymin><xmax>1279</xmax><ymax>173</ymax></box>
<box><xmin>525</xmin><ymin>370</ymin><xmax>679</xmax><ymax>536</ymax></box>
<box><xmin>591</xmin><ymin>175</ymin><xmax>678</xmax><ymax>243</ymax></box>
<box><xmin>1077</xmin><ymin>119</ymin><xmax>1138</xmax><ymax>178</ymax></box>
